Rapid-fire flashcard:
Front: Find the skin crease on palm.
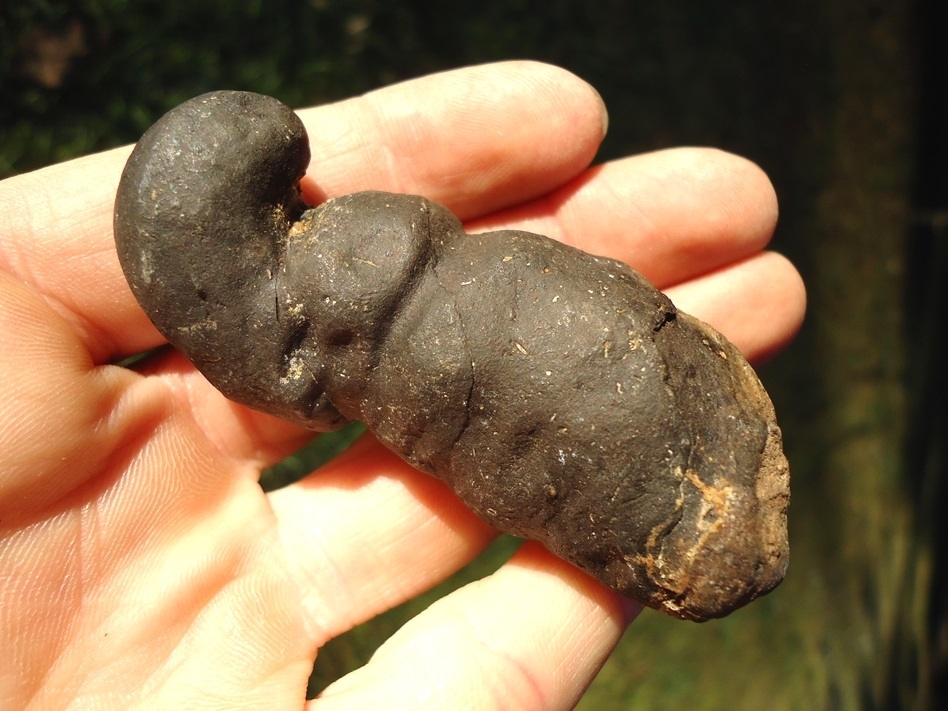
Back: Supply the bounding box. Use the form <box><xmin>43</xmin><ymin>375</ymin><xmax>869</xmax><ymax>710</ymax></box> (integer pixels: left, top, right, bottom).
<box><xmin>0</xmin><ymin>61</ymin><xmax>805</xmax><ymax>710</ymax></box>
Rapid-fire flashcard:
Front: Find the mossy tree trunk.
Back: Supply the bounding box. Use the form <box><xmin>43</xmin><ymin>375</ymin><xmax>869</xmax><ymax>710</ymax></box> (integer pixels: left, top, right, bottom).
<box><xmin>578</xmin><ymin>1</ymin><xmax>937</xmax><ymax>707</ymax></box>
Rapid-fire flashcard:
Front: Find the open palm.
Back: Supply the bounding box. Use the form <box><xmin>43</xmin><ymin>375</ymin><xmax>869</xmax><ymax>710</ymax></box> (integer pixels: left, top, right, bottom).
<box><xmin>0</xmin><ymin>62</ymin><xmax>804</xmax><ymax>709</ymax></box>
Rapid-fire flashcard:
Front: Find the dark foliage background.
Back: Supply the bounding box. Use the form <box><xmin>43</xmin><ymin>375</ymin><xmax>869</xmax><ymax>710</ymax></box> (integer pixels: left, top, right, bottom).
<box><xmin>2</xmin><ymin>0</ymin><xmax>946</xmax><ymax>708</ymax></box>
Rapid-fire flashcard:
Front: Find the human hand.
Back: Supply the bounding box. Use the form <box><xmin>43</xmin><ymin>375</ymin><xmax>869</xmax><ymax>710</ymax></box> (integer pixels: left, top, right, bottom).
<box><xmin>0</xmin><ymin>61</ymin><xmax>805</xmax><ymax>709</ymax></box>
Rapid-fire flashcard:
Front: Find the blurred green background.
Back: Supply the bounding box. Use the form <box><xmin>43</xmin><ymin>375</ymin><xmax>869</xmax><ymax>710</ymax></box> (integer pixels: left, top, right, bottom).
<box><xmin>2</xmin><ymin>0</ymin><xmax>945</xmax><ymax>708</ymax></box>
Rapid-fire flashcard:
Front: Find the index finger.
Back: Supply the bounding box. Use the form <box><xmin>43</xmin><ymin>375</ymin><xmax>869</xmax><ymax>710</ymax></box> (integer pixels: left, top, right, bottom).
<box><xmin>0</xmin><ymin>61</ymin><xmax>607</xmax><ymax>364</ymax></box>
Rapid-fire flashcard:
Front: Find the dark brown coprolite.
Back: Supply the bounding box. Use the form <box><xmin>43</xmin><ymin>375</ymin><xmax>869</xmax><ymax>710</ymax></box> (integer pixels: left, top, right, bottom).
<box><xmin>113</xmin><ymin>91</ymin><xmax>789</xmax><ymax>621</ymax></box>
